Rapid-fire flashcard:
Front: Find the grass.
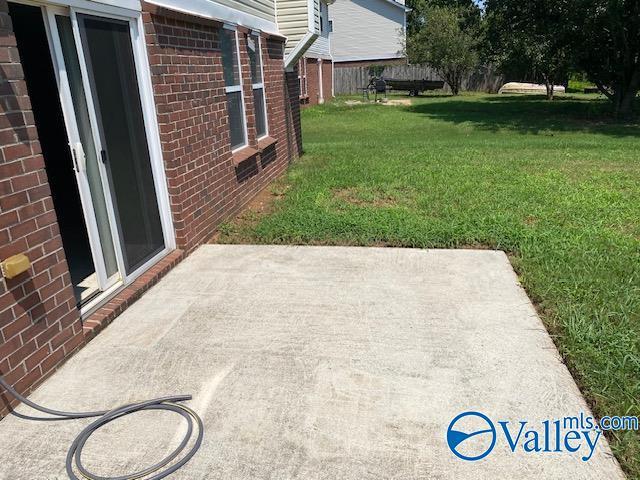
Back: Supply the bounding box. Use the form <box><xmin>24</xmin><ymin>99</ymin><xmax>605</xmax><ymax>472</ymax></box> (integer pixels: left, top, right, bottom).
<box><xmin>567</xmin><ymin>78</ymin><xmax>597</xmax><ymax>93</ymax></box>
<box><xmin>219</xmin><ymin>93</ymin><xmax>640</xmax><ymax>477</ymax></box>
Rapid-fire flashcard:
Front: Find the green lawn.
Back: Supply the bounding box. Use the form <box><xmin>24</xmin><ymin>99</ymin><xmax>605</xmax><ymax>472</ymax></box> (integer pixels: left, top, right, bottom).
<box><xmin>220</xmin><ymin>93</ymin><xmax>640</xmax><ymax>477</ymax></box>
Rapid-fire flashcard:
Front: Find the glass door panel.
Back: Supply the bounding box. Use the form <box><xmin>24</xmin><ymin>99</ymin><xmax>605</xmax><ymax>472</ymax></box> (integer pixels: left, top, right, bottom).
<box><xmin>76</xmin><ymin>14</ymin><xmax>165</xmax><ymax>274</ymax></box>
<box><xmin>55</xmin><ymin>14</ymin><xmax>119</xmax><ymax>280</ymax></box>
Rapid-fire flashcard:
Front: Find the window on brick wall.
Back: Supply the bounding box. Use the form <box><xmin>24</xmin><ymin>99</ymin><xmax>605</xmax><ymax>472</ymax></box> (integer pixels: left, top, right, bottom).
<box><xmin>221</xmin><ymin>27</ymin><xmax>247</xmax><ymax>150</ymax></box>
<box><xmin>247</xmin><ymin>33</ymin><xmax>268</xmax><ymax>138</ymax></box>
<box><xmin>298</xmin><ymin>58</ymin><xmax>308</xmax><ymax>97</ymax></box>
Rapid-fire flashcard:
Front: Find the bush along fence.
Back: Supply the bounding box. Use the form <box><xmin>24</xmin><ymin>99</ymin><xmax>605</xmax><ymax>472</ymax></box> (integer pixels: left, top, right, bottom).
<box><xmin>334</xmin><ymin>64</ymin><xmax>504</xmax><ymax>95</ymax></box>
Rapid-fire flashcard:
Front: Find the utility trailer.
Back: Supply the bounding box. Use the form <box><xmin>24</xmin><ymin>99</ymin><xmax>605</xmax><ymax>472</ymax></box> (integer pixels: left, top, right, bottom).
<box><xmin>384</xmin><ymin>79</ymin><xmax>445</xmax><ymax>96</ymax></box>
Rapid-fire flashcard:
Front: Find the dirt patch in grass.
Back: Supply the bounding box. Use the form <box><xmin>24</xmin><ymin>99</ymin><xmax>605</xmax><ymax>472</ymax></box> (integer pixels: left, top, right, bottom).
<box><xmin>210</xmin><ymin>183</ymin><xmax>289</xmax><ymax>243</ymax></box>
<box><xmin>383</xmin><ymin>99</ymin><xmax>412</xmax><ymax>106</ymax></box>
<box><xmin>342</xmin><ymin>99</ymin><xmax>413</xmax><ymax>107</ymax></box>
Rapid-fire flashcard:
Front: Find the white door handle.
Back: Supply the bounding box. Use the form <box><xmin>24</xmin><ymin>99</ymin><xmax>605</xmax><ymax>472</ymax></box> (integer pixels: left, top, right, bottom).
<box><xmin>71</xmin><ymin>142</ymin><xmax>86</xmax><ymax>173</ymax></box>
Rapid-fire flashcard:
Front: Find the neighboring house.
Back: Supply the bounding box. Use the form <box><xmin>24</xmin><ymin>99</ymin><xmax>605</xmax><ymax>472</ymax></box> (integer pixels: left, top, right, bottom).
<box><xmin>278</xmin><ymin>0</ymin><xmax>335</xmax><ymax>105</ymax></box>
<box><xmin>329</xmin><ymin>0</ymin><xmax>409</xmax><ymax>67</ymax></box>
<box><xmin>298</xmin><ymin>0</ymin><xmax>334</xmax><ymax>105</ymax></box>
<box><xmin>0</xmin><ymin>0</ymin><xmax>319</xmax><ymax>416</ymax></box>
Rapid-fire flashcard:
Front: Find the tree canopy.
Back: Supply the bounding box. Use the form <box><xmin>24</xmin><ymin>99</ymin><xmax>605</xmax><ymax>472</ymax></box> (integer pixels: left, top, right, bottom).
<box><xmin>406</xmin><ymin>0</ymin><xmax>481</xmax><ymax>35</ymax></box>
<box><xmin>406</xmin><ymin>0</ymin><xmax>639</xmax><ymax>115</ymax></box>
<box><xmin>569</xmin><ymin>0</ymin><xmax>640</xmax><ymax>117</ymax></box>
<box><xmin>406</xmin><ymin>5</ymin><xmax>480</xmax><ymax>95</ymax></box>
<box><xmin>485</xmin><ymin>0</ymin><xmax>639</xmax><ymax>115</ymax></box>
<box><xmin>484</xmin><ymin>0</ymin><xmax>573</xmax><ymax>99</ymax></box>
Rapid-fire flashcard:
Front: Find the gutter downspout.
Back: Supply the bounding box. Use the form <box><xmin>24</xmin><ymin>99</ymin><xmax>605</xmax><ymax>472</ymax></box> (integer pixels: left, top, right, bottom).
<box><xmin>284</xmin><ymin>30</ymin><xmax>318</xmax><ymax>71</ymax></box>
<box><xmin>318</xmin><ymin>58</ymin><xmax>324</xmax><ymax>103</ymax></box>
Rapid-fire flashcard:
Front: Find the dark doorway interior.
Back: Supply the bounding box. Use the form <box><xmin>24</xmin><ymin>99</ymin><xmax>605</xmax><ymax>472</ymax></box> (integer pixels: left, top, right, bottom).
<box><xmin>9</xmin><ymin>2</ymin><xmax>97</xmax><ymax>305</ymax></box>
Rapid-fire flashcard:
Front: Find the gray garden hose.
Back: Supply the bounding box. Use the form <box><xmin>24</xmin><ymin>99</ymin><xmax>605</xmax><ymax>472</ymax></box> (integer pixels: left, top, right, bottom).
<box><xmin>0</xmin><ymin>375</ymin><xmax>203</xmax><ymax>479</ymax></box>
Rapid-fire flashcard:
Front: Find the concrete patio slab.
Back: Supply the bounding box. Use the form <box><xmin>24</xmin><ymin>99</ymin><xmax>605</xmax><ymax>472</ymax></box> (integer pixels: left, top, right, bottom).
<box><xmin>0</xmin><ymin>245</ymin><xmax>625</xmax><ymax>479</ymax></box>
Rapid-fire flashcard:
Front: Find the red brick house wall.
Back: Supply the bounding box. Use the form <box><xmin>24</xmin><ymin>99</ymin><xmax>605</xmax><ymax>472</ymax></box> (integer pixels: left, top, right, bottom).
<box><xmin>303</xmin><ymin>58</ymin><xmax>319</xmax><ymax>105</ymax></box>
<box><xmin>321</xmin><ymin>58</ymin><xmax>333</xmax><ymax>102</ymax></box>
<box><xmin>0</xmin><ymin>0</ymin><xmax>84</xmax><ymax>416</ymax></box>
<box><xmin>286</xmin><ymin>69</ymin><xmax>303</xmax><ymax>156</ymax></box>
<box><xmin>300</xmin><ymin>57</ymin><xmax>333</xmax><ymax>107</ymax></box>
<box><xmin>0</xmin><ymin>2</ymin><xmax>302</xmax><ymax>417</ymax></box>
<box><xmin>143</xmin><ymin>5</ymin><xmax>300</xmax><ymax>252</ymax></box>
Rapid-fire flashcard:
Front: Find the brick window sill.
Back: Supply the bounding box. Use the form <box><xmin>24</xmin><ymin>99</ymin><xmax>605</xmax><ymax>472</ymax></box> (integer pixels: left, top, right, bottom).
<box><xmin>258</xmin><ymin>136</ymin><xmax>277</xmax><ymax>151</ymax></box>
<box><xmin>232</xmin><ymin>146</ymin><xmax>259</xmax><ymax>166</ymax></box>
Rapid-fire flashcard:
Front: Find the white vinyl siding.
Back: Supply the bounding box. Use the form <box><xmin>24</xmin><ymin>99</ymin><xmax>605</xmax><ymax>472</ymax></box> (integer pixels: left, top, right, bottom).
<box><xmin>306</xmin><ymin>34</ymin><xmax>330</xmax><ymax>58</ymax></box>
<box><xmin>277</xmin><ymin>0</ymin><xmax>321</xmax><ymax>58</ymax></box>
<box><xmin>277</xmin><ymin>0</ymin><xmax>312</xmax><ymax>57</ymax></box>
<box><xmin>214</xmin><ymin>0</ymin><xmax>275</xmax><ymax>22</ymax></box>
<box><xmin>329</xmin><ymin>0</ymin><xmax>406</xmax><ymax>63</ymax></box>
<box><xmin>313</xmin><ymin>0</ymin><xmax>320</xmax><ymax>32</ymax></box>
<box><xmin>306</xmin><ymin>0</ymin><xmax>331</xmax><ymax>59</ymax></box>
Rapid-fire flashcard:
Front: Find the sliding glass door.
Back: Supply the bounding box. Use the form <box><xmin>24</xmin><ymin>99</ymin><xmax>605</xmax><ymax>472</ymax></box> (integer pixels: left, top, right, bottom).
<box><xmin>42</xmin><ymin>4</ymin><xmax>172</xmax><ymax>309</ymax></box>
<box><xmin>76</xmin><ymin>14</ymin><xmax>165</xmax><ymax>273</ymax></box>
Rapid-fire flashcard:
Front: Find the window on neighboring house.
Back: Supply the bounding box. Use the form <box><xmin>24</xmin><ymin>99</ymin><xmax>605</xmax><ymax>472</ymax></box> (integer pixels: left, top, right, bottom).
<box><xmin>221</xmin><ymin>27</ymin><xmax>247</xmax><ymax>150</ymax></box>
<box><xmin>247</xmin><ymin>32</ymin><xmax>268</xmax><ymax>138</ymax></box>
<box><xmin>298</xmin><ymin>58</ymin><xmax>308</xmax><ymax>97</ymax></box>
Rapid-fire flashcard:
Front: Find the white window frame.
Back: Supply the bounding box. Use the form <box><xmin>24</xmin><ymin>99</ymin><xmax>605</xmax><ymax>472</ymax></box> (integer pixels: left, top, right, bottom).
<box><xmin>298</xmin><ymin>57</ymin><xmax>308</xmax><ymax>97</ymax></box>
<box><xmin>222</xmin><ymin>24</ymin><xmax>248</xmax><ymax>152</ymax></box>
<box><xmin>249</xmin><ymin>32</ymin><xmax>269</xmax><ymax>139</ymax></box>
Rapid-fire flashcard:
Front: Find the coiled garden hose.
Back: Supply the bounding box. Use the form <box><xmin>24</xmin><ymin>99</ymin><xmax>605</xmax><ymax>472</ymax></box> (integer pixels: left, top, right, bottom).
<box><xmin>0</xmin><ymin>375</ymin><xmax>203</xmax><ymax>479</ymax></box>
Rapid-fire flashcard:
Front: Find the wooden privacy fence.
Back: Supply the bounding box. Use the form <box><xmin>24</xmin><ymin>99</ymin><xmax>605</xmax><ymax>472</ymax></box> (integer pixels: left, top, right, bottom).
<box><xmin>334</xmin><ymin>64</ymin><xmax>504</xmax><ymax>95</ymax></box>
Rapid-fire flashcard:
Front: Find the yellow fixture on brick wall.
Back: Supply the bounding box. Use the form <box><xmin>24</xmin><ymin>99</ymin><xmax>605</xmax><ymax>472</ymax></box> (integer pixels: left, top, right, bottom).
<box><xmin>1</xmin><ymin>253</ymin><xmax>31</xmax><ymax>279</ymax></box>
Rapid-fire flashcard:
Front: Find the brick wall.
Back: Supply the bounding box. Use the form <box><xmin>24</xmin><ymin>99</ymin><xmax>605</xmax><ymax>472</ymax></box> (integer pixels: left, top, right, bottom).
<box><xmin>305</xmin><ymin>58</ymin><xmax>319</xmax><ymax>105</ymax></box>
<box><xmin>321</xmin><ymin>59</ymin><xmax>333</xmax><ymax>102</ymax></box>
<box><xmin>0</xmin><ymin>0</ymin><xmax>84</xmax><ymax>417</ymax></box>
<box><xmin>143</xmin><ymin>5</ymin><xmax>301</xmax><ymax>253</ymax></box>
<box><xmin>286</xmin><ymin>68</ymin><xmax>303</xmax><ymax>157</ymax></box>
<box><xmin>300</xmin><ymin>57</ymin><xmax>333</xmax><ymax>107</ymax></box>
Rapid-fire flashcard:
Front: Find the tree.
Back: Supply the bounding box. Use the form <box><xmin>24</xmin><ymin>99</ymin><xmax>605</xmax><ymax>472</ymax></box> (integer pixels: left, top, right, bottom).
<box><xmin>405</xmin><ymin>0</ymin><xmax>429</xmax><ymax>36</ymax></box>
<box><xmin>486</xmin><ymin>0</ymin><xmax>639</xmax><ymax>116</ymax></box>
<box><xmin>484</xmin><ymin>0</ymin><xmax>572</xmax><ymax>100</ymax></box>
<box><xmin>406</xmin><ymin>0</ymin><xmax>482</xmax><ymax>35</ymax></box>
<box><xmin>570</xmin><ymin>0</ymin><xmax>640</xmax><ymax>117</ymax></box>
<box><xmin>406</xmin><ymin>6</ymin><xmax>480</xmax><ymax>95</ymax></box>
